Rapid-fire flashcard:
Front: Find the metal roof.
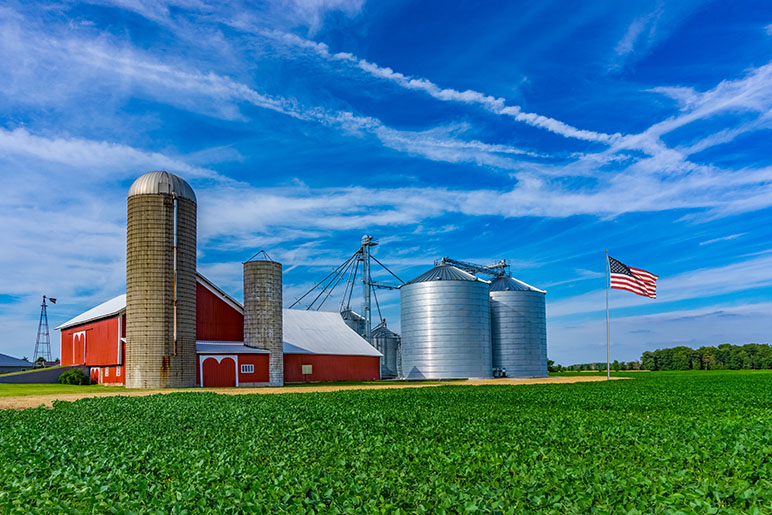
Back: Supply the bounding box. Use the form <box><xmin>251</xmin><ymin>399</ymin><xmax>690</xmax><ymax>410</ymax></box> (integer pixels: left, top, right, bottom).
<box><xmin>283</xmin><ymin>310</ymin><xmax>382</xmax><ymax>357</ymax></box>
<box><xmin>55</xmin><ymin>294</ymin><xmax>126</xmax><ymax>330</ymax></box>
<box><xmin>372</xmin><ymin>323</ymin><xmax>399</xmax><ymax>339</ymax></box>
<box><xmin>0</xmin><ymin>353</ymin><xmax>32</xmax><ymax>367</ymax></box>
<box><xmin>197</xmin><ymin>342</ymin><xmax>269</xmax><ymax>354</ymax></box>
<box><xmin>128</xmin><ymin>171</ymin><xmax>196</xmax><ymax>202</ymax></box>
<box><xmin>490</xmin><ymin>276</ymin><xmax>546</xmax><ymax>294</ymax></box>
<box><xmin>405</xmin><ymin>264</ymin><xmax>486</xmax><ymax>285</ymax></box>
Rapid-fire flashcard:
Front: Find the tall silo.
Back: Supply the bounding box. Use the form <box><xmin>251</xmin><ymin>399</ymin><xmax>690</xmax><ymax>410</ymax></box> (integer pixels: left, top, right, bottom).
<box><xmin>244</xmin><ymin>259</ymin><xmax>283</xmax><ymax>386</ymax></box>
<box><xmin>489</xmin><ymin>276</ymin><xmax>547</xmax><ymax>378</ymax></box>
<box><xmin>400</xmin><ymin>265</ymin><xmax>492</xmax><ymax>379</ymax></box>
<box><xmin>126</xmin><ymin>171</ymin><xmax>197</xmax><ymax>388</ymax></box>
<box><xmin>372</xmin><ymin>320</ymin><xmax>400</xmax><ymax>378</ymax></box>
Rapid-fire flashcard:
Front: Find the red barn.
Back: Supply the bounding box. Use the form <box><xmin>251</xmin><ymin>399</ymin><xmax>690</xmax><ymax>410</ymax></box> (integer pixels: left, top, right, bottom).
<box><xmin>56</xmin><ymin>273</ymin><xmax>381</xmax><ymax>386</ymax></box>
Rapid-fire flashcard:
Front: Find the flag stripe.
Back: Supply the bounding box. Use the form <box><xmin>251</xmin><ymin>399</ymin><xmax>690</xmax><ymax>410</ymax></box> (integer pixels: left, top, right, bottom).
<box><xmin>610</xmin><ymin>275</ymin><xmax>651</xmax><ymax>296</ymax></box>
<box><xmin>629</xmin><ymin>267</ymin><xmax>658</xmax><ymax>281</ymax></box>
<box><xmin>608</xmin><ymin>256</ymin><xmax>658</xmax><ymax>299</ymax></box>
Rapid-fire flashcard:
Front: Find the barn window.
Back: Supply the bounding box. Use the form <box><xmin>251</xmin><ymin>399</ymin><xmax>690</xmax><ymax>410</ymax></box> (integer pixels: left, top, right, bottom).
<box><xmin>116</xmin><ymin>367</ymin><xmax>121</xmax><ymax>377</ymax></box>
<box><xmin>105</xmin><ymin>367</ymin><xmax>109</xmax><ymax>377</ymax></box>
<box><xmin>302</xmin><ymin>364</ymin><xmax>313</xmax><ymax>375</ymax></box>
<box><xmin>240</xmin><ymin>364</ymin><xmax>254</xmax><ymax>374</ymax></box>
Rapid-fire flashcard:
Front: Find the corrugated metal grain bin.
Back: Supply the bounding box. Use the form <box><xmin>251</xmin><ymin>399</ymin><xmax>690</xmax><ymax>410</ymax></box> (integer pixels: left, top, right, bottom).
<box><xmin>400</xmin><ymin>265</ymin><xmax>492</xmax><ymax>379</ymax></box>
<box><xmin>372</xmin><ymin>321</ymin><xmax>400</xmax><ymax>378</ymax></box>
<box><xmin>340</xmin><ymin>309</ymin><xmax>365</xmax><ymax>337</ymax></box>
<box><xmin>489</xmin><ymin>276</ymin><xmax>547</xmax><ymax>378</ymax></box>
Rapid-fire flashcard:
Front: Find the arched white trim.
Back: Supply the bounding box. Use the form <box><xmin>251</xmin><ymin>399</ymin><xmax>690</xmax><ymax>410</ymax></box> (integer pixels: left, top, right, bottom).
<box><xmin>199</xmin><ymin>355</ymin><xmax>239</xmax><ymax>387</ymax></box>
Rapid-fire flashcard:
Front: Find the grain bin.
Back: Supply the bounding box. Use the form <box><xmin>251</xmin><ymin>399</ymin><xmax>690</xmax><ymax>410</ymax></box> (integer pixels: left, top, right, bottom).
<box><xmin>400</xmin><ymin>265</ymin><xmax>492</xmax><ymax>379</ymax></box>
<box><xmin>371</xmin><ymin>320</ymin><xmax>400</xmax><ymax>378</ymax></box>
<box><xmin>244</xmin><ymin>259</ymin><xmax>283</xmax><ymax>386</ymax></box>
<box><xmin>489</xmin><ymin>276</ymin><xmax>547</xmax><ymax>378</ymax></box>
<box><xmin>340</xmin><ymin>309</ymin><xmax>366</xmax><ymax>337</ymax></box>
<box><xmin>125</xmin><ymin>171</ymin><xmax>197</xmax><ymax>388</ymax></box>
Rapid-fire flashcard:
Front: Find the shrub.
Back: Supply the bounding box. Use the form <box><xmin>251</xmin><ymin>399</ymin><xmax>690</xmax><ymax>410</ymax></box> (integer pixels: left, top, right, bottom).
<box><xmin>59</xmin><ymin>368</ymin><xmax>89</xmax><ymax>385</ymax></box>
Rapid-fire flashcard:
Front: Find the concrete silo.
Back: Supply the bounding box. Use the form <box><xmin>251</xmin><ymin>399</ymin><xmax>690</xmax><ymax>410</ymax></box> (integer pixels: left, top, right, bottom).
<box><xmin>371</xmin><ymin>320</ymin><xmax>400</xmax><ymax>378</ymax></box>
<box><xmin>489</xmin><ymin>276</ymin><xmax>547</xmax><ymax>378</ymax></box>
<box><xmin>243</xmin><ymin>259</ymin><xmax>283</xmax><ymax>386</ymax></box>
<box><xmin>125</xmin><ymin>171</ymin><xmax>197</xmax><ymax>388</ymax></box>
<box><xmin>400</xmin><ymin>264</ymin><xmax>492</xmax><ymax>379</ymax></box>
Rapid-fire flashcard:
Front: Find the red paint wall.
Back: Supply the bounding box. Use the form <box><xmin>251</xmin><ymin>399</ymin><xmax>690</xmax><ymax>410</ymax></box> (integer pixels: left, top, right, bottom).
<box><xmin>101</xmin><ymin>365</ymin><xmax>125</xmax><ymax>384</ymax></box>
<box><xmin>197</xmin><ymin>354</ymin><xmax>269</xmax><ymax>386</ymax></box>
<box><xmin>196</xmin><ymin>283</ymin><xmax>244</xmax><ymax>341</ymax></box>
<box><xmin>61</xmin><ymin>316</ymin><xmax>120</xmax><ymax>367</ymax></box>
<box><xmin>237</xmin><ymin>354</ymin><xmax>269</xmax><ymax>383</ymax></box>
<box><xmin>284</xmin><ymin>354</ymin><xmax>381</xmax><ymax>383</ymax></box>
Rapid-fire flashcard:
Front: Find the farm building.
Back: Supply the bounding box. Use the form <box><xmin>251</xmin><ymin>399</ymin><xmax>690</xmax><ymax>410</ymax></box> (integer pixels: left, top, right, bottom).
<box><xmin>56</xmin><ymin>171</ymin><xmax>380</xmax><ymax>388</ymax></box>
<box><xmin>0</xmin><ymin>353</ymin><xmax>33</xmax><ymax>374</ymax></box>
<box><xmin>56</xmin><ymin>273</ymin><xmax>381</xmax><ymax>386</ymax></box>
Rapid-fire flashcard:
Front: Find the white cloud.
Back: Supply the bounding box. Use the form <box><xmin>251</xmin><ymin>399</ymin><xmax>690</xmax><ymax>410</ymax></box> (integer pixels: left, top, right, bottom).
<box><xmin>699</xmin><ymin>233</ymin><xmax>744</xmax><ymax>246</ymax></box>
<box><xmin>0</xmin><ymin>127</ymin><xmax>218</xmax><ymax>180</ymax></box>
<box><xmin>0</xmin><ymin>15</ymin><xmax>539</xmax><ymax>172</ymax></box>
<box><xmin>263</xmin><ymin>30</ymin><xmax>620</xmax><ymax>143</ymax></box>
<box><xmin>614</xmin><ymin>5</ymin><xmax>663</xmax><ymax>57</ymax></box>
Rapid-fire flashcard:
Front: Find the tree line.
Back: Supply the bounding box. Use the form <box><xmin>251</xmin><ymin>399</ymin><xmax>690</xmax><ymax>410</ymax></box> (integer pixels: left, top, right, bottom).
<box><xmin>641</xmin><ymin>343</ymin><xmax>772</xmax><ymax>371</ymax></box>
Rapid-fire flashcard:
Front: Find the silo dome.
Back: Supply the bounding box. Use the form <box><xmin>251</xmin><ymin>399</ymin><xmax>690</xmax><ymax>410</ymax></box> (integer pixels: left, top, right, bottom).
<box><xmin>400</xmin><ymin>264</ymin><xmax>492</xmax><ymax>379</ymax></box>
<box><xmin>128</xmin><ymin>171</ymin><xmax>197</xmax><ymax>202</ymax></box>
<box><xmin>489</xmin><ymin>276</ymin><xmax>547</xmax><ymax>378</ymax></box>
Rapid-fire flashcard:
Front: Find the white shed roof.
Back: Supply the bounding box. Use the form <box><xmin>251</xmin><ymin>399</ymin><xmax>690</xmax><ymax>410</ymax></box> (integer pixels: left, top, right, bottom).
<box><xmin>55</xmin><ymin>294</ymin><xmax>126</xmax><ymax>330</ymax></box>
<box><xmin>283</xmin><ymin>309</ymin><xmax>381</xmax><ymax>357</ymax></box>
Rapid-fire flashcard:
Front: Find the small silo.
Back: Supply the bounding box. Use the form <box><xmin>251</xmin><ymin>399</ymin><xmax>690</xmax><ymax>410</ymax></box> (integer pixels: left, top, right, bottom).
<box><xmin>489</xmin><ymin>276</ymin><xmax>547</xmax><ymax>378</ymax></box>
<box><xmin>340</xmin><ymin>309</ymin><xmax>366</xmax><ymax>337</ymax></box>
<box><xmin>244</xmin><ymin>259</ymin><xmax>283</xmax><ymax>386</ymax></box>
<box><xmin>400</xmin><ymin>264</ymin><xmax>492</xmax><ymax>379</ymax></box>
<box><xmin>125</xmin><ymin>171</ymin><xmax>197</xmax><ymax>388</ymax></box>
<box><xmin>371</xmin><ymin>320</ymin><xmax>400</xmax><ymax>378</ymax></box>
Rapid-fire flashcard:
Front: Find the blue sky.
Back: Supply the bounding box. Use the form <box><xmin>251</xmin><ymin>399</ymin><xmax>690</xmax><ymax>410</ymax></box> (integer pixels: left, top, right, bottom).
<box><xmin>1</xmin><ymin>0</ymin><xmax>772</xmax><ymax>365</ymax></box>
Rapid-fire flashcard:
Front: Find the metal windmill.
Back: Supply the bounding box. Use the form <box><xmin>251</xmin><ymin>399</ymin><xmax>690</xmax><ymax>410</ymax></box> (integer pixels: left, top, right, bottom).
<box><xmin>33</xmin><ymin>295</ymin><xmax>56</xmax><ymax>363</ymax></box>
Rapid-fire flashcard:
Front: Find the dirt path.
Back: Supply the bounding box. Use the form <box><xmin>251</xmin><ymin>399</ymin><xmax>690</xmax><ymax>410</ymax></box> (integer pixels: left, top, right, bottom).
<box><xmin>0</xmin><ymin>376</ymin><xmax>626</xmax><ymax>410</ymax></box>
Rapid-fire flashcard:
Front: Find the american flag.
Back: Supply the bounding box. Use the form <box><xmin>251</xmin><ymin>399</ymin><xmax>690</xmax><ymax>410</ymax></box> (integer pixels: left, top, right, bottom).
<box><xmin>608</xmin><ymin>256</ymin><xmax>658</xmax><ymax>298</ymax></box>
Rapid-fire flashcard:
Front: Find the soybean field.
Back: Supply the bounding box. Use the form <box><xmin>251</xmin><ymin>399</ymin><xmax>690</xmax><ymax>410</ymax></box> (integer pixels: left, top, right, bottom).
<box><xmin>1</xmin><ymin>371</ymin><xmax>771</xmax><ymax>513</ymax></box>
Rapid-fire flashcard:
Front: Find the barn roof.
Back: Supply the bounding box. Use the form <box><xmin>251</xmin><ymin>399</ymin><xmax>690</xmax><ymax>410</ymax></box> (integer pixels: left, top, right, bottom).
<box><xmin>0</xmin><ymin>353</ymin><xmax>32</xmax><ymax>367</ymax></box>
<box><xmin>282</xmin><ymin>309</ymin><xmax>381</xmax><ymax>357</ymax></box>
<box><xmin>55</xmin><ymin>294</ymin><xmax>126</xmax><ymax>330</ymax></box>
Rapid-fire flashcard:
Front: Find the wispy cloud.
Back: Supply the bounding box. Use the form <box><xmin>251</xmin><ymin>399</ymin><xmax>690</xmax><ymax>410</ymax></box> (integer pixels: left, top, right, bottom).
<box><xmin>614</xmin><ymin>5</ymin><xmax>663</xmax><ymax>57</ymax></box>
<box><xmin>0</xmin><ymin>13</ymin><xmax>539</xmax><ymax>171</ymax></box>
<box><xmin>262</xmin><ymin>30</ymin><xmax>620</xmax><ymax>143</ymax></box>
<box><xmin>699</xmin><ymin>233</ymin><xmax>745</xmax><ymax>246</ymax></box>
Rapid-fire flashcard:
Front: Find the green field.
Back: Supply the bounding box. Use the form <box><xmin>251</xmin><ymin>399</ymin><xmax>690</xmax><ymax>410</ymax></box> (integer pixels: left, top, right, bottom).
<box><xmin>0</xmin><ymin>384</ymin><xmax>124</xmax><ymax>398</ymax></box>
<box><xmin>1</xmin><ymin>371</ymin><xmax>770</xmax><ymax>513</ymax></box>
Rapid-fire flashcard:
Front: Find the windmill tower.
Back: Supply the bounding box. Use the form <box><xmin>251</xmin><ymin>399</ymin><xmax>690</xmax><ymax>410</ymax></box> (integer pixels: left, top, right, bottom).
<box><xmin>33</xmin><ymin>295</ymin><xmax>55</xmax><ymax>363</ymax></box>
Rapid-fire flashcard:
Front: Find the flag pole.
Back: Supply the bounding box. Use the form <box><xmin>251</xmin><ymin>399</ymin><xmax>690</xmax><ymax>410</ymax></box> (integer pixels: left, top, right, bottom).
<box><xmin>606</xmin><ymin>250</ymin><xmax>610</xmax><ymax>380</ymax></box>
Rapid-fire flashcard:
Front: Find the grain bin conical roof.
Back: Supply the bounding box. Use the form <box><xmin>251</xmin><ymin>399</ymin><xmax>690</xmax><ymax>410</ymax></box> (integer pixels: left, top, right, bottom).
<box><xmin>405</xmin><ymin>264</ymin><xmax>482</xmax><ymax>284</ymax></box>
<box><xmin>489</xmin><ymin>275</ymin><xmax>545</xmax><ymax>293</ymax></box>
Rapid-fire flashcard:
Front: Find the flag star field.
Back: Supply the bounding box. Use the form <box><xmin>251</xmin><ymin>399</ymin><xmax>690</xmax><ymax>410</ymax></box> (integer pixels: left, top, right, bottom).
<box><xmin>1</xmin><ymin>0</ymin><xmax>771</xmax><ymax>364</ymax></box>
